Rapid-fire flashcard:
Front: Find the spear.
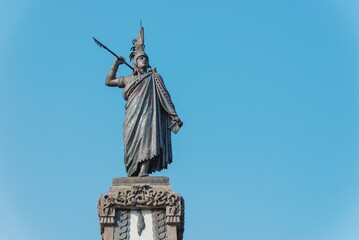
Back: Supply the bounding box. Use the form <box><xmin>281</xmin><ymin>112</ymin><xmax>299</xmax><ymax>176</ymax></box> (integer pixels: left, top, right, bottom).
<box><xmin>92</xmin><ymin>37</ymin><xmax>134</xmax><ymax>71</ymax></box>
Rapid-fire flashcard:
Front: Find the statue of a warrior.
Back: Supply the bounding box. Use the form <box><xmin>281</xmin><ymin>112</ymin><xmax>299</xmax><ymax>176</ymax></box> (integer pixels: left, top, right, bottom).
<box><xmin>104</xmin><ymin>26</ymin><xmax>183</xmax><ymax>177</ymax></box>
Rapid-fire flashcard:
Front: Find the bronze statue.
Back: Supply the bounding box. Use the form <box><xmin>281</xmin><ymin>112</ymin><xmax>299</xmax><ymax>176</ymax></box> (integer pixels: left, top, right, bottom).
<box><xmin>101</xmin><ymin>26</ymin><xmax>183</xmax><ymax>177</ymax></box>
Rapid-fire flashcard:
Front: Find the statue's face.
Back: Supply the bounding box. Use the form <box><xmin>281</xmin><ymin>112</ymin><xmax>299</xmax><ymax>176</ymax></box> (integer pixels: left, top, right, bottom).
<box><xmin>136</xmin><ymin>55</ymin><xmax>149</xmax><ymax>69</ymax></box>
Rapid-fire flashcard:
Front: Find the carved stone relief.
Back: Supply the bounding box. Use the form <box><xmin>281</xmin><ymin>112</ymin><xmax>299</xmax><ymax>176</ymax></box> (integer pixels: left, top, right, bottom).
<box><xmin>98</xmin><ymin>184</ymin><xmax>184</xmax><ymax>240</ymax></box>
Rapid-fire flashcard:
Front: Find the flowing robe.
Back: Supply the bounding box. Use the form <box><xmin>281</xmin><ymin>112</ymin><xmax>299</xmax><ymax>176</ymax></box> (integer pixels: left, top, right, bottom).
<box><xmin>118</xmin><ymin>71</ymin><xmax>178</xmax><ymax>176</ymax></box>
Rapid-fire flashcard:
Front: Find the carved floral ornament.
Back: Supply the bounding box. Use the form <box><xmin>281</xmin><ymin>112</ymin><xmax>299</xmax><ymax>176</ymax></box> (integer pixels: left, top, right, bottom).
<box><xmin>98</xmin><ymin>184</ymin><xmax>184</xmax><ymax>226</ymax></box>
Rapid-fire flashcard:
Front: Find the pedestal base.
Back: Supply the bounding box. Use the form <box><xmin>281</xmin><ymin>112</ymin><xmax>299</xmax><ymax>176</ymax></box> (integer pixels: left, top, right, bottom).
<box><xmin>98</xmin><ymin>177</ymin><xmax>184</xmax><ymax>240</ymax></box>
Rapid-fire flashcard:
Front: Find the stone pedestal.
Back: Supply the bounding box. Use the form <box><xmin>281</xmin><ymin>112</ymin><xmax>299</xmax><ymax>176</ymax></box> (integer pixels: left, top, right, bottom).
<box><xmin>98</xmin><ymin>177</ymin><xmax>184</xmax><ymax>240</ymax></box>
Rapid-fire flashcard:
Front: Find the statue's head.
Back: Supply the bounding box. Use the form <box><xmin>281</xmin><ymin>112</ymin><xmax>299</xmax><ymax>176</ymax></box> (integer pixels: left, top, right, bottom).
<box><xmin>135</xmin><ymin>54</ymin><xmax>149</xmax><ymax>69</ymax></box>
<box><xmin>130</xmin><ymin>25</ymin><xmax>150</xmax><ymax>74</ymax></box>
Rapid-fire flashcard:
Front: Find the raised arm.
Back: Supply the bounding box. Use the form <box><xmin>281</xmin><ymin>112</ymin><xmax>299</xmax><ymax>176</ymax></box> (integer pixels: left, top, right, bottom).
<box><xmin>105</xmin><ymin>58</ymin><xmax>126</xmax><ymax>87</ymax></box>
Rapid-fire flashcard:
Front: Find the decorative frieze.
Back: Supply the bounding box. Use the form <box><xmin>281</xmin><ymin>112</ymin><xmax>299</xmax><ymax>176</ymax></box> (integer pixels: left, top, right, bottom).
<box><xmin>98</xmin><ymin>179</ymin><xmax>184</xmax><ymax>240</ymax></box>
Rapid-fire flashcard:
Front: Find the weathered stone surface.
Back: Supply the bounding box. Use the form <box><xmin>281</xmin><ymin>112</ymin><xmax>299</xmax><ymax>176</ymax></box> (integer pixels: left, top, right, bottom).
<box><xmin>112</xmin><ymin>176</ymin><xmax>170</xmax><ymax>186</ymax></box>
<box><xmin>98</xmin><ymin>177</ymin><xmax>184</xmax><ymax>240</ymax></box>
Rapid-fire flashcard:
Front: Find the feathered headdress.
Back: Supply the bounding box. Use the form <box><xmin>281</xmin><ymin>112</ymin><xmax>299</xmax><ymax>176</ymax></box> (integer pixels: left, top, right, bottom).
<box><xmin>129</xmin><ymin>24</ymin><xmax>148</xmax><ymax>64</ymax></box>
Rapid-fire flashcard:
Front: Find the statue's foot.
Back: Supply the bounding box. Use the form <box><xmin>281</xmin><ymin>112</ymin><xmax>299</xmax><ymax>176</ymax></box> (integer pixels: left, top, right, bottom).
<box><xmin>138</xmin><ymin>160</ymin><xmax>149</xmax><ymax>177</ymax></box>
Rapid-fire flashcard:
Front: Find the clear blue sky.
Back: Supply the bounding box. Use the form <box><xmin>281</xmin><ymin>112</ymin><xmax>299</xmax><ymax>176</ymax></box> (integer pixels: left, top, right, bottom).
<box><xmin>1</xmin><ymin>0</ymin><xmax>358</xmax><ymax>239</ymax></box>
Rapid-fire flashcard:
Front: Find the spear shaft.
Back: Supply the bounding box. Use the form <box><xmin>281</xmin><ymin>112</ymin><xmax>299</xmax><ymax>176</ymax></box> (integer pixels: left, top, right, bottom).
<box><xmin>92</xmin><ymin>37</ymin><xmax>134</xmax><ymax>71</ymax></box>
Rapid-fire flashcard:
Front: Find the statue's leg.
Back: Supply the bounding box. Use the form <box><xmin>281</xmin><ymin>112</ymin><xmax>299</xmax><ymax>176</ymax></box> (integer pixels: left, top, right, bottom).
<box><xmin>138</xmin><ymin>160</ymin><xmax>149</xmax><ymax>177</ymax></box>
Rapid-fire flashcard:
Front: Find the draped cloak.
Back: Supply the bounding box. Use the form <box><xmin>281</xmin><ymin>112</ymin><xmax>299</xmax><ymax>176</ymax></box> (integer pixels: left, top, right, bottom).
<box><xmin>118</xmin><ymin>71</ymin><xmax>178</xmax><ymax>176</ymax></box>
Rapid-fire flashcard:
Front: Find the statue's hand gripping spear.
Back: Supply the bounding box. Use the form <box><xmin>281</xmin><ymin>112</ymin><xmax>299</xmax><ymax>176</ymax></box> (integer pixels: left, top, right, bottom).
<box><xmin>92</xmin><ymin>37</ymin><xmax>134</xmax><ymax>71</ymax></box>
